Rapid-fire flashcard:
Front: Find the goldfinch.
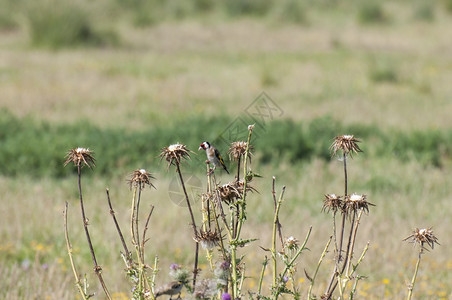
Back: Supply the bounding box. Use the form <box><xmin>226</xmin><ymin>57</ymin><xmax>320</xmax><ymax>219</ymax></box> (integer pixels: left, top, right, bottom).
<box><xmin>155</xmin><ymin>281</ymin><xmax>183</xmax><ymax>299</ymax></box>
<box><xmin>199</xmin><ymin>141</ymin><xmax>229</xmax><ymax>174</ymax></box>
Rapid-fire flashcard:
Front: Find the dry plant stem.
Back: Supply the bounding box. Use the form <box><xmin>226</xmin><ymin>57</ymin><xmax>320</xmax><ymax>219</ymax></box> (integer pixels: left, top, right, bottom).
<box><xmin>346</xmin><ymin>210</ymin><xmax>364</xmax><ymax>275</ymax></box>
<box><xmin>77</xmin><ymin>165</ymin><xmax>112</xmax><ymax>300</ymax></box>
<box><xmin>338</xmin><ymin>153</ymin><xmax>348</xmax><ymax>262</ymax></box>
<box><xmin>308</xmin><ymin>236</ymin><xmax>332</xmax><ymax>300</ymax></box>
<box><xmin>151</xmin><ymin>256</ymin><xmax>159</xmax><ymax>296</ymax></box>
<box><xmin>64</xmin><ymin>202</ymin><xmax>88</xmax><ymax>300</ymax></box>
<box><xmin>325</xmin><ymin>153</ymin><xmax>348</xmax><ymax>298</ymax></box>
<box><xmin>258</xmin><ymin>257</ymin><xmax>268</xmax><ymax>296</ymax></box>
<box><xmin>135</xmin><ymin>185</ymin><xmax>143</xmax><ymax>256</ymax></box>
<box><xmin>141</xmin><ymin>206</ymin><xmax>155</xmax><ymax>262</ymax></box>
<box><xmin>130</xmin><ymin>187</ymin><xmax>138</xmax><ymax>246</ymax></box>
<box><xmin>407</xmin><ymin>248</ymin><xmax>422</xmax><ymax>300</ymax></box>
<box><xmin>236</xmin><ymin>156</ymin><xmax>241</xmax><ymax>181</ymax></box>
<box><xmin>175</xmin><ymin>163</ymin><xmax>199</xmax><ymax>288</ymax></box>
<box><xmin>339</xmin><ymin>242</ymin><xmax>369</xmax><ymax>297</ymax></box>
<box><xmin>106</xmin><ymin>189</ymin><xmax>131</xmax><ymax>265</ymax></box>
<box><xmin>231</xmin><ymin>128</ymin><xmax>253</xmax><ymax>298</ymax></box>
<box><xmin>272</xmin><ymin>177</ymin><xmax>285</xmax><ymax>249</ymax></box>
<box><xmin>349</xmin><ymin>275</ymin><xmax>362</xmax><ymax>300</ymax></box>
<box><xmin>205</xmin><ymin>163</ymin><xmax>212</xmax><ymax>231</ymax></box>
<box><xmin>272</xmin><ymin>185</ymin><xmax>286</xmax><ymax>287</ymax></box>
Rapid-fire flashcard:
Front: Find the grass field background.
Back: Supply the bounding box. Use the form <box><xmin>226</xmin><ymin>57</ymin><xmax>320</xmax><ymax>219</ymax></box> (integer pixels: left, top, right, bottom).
<box><xmin>1</xmin><ymin>0</ymin><xmax>452</xmax><ymax>299</ymax></box>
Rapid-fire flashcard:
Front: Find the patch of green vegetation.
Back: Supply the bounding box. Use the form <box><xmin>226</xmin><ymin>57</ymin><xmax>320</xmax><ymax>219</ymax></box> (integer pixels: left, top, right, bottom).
<box><xmin>1</xmin><ymin>110</ymin><xmax>450</xmax><ymax>178</ymax></box>
<box><xmin>27</xmin><ymin>0</ymin><xmax>119</xmax><ymax>49</ymax></box>
<box><xmin>357</xmin><ymin>2</ymin><xmax>389</xmax><ymax>25</ymax></box>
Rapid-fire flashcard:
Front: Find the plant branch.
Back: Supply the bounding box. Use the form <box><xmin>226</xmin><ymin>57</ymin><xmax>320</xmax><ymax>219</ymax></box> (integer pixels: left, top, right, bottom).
<box><xmin>77</xmin><ymin>165</ymin><xmax>111</xmax><ymax>300</ymax></box>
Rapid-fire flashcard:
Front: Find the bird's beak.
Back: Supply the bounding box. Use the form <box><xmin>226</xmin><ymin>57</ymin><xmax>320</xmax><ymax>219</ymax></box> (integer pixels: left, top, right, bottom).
<box><xmin>198</xmin><ymin>146</ymin><xmax>202</xmax><ymax>151</ymax></box>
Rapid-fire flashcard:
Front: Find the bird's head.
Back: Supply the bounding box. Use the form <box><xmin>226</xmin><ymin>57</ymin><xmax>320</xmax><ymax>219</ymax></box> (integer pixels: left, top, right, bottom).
<box><xmin>199</xmin><ymin>141</ymin><xmax>210</xmax><ymax>151</ymax></box>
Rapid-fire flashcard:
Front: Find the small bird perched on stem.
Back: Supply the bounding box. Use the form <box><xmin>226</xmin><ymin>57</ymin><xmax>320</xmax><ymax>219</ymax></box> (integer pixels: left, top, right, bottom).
<box><xmin>199</xmin><ymin>141</ymin><xmax>229</xmax><ymax>174</ymax></box>
<box><xmin>155</xmin><ymin>281</ymin><xmax>183</xmax><ymax>299</ymax></box>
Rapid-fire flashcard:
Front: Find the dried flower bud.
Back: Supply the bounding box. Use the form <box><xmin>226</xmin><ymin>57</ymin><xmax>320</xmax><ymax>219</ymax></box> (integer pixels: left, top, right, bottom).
<box><xmin>64</xmin><ymin>147</ymin><xmax>95</xmax><ymax>169</ymax></box>
<box><xmin>404</xmin><ymin>227</ymin><xmax>439</xmax><ymax>251</ymax></box>
<box><xmin>330</xmin><ymin>135</ymin><xmax>362</xmax><ymax>157</ymax></box>
<box><xmin>344</xmin><ymin>193</ymin><xmax>374</xmax><ymax>216</ymax></box>
<box><xmin>160</xmin><ymin>143</ymin><xmax>192</xmax><ymax>168</ymax></box>
<box><xmin>322</xmin><ymin>193</ymin><xmax>344</xmax><ymax>214</ymax></box>
<box><xmin>128</xmin><ymin>169</ymin><xmax>155</xmax><ymax>189</ymax></box>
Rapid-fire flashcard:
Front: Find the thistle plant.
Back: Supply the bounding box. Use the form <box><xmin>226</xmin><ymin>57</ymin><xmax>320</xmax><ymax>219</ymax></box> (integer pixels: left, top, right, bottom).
<box><xmin>64</xmin><ymin>147</ymin><xmax>112</xmax><ymax>300</ymax></box>
<box><xmin>404</xmin><ymin>227</ymin><xmax>439</xmax><ymax>300</ymax></box>
<box><xmin>160</xmin><ymin>143</ymin><xmax>199</xmax><ymax>288</ymax></box>
<box><xmin>320</xmin><ymin>135</ymin><xmax>372</xmax><ymax>299</ymax></box>
<box><xmin>125</xmin><ymin>169</ymin><xmax>156</xmax><ymax>299</ymax></box>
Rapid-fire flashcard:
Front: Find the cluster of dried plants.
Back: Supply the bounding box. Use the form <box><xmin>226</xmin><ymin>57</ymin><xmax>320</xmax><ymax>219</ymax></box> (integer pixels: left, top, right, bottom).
<box><xmin>63</xmin><ymin>130</ymin><xmax>439</xmax><ymax>300</ymax></box>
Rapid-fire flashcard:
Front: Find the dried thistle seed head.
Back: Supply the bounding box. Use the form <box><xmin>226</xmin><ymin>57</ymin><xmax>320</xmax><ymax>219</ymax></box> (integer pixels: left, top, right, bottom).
<box><xmin>330</xmin><ymin>135</ymin><xmax>362</xmax><ymax>157</ymax></box>
<box><xmin>285</xmin><ymin>236</ymin><xmax>299</xmax><ymax>251</ymax></box>
<box><xmin>344</xmin><ymin>193</ymin><xmax>374</xmax><ymax>215</ymax></box>
<box><xmin>216</xmin><ymin>180</ymin><xmax>257</xmax><ymax>205</ymax></box>
<box><xmin>228</xmin><ymin>141</ymin><xmax>253</xmax><ymax>162</ymax></box>
<box><xmin>404</xmin><ymin>227</ymin><xmax>439</xmax><ymax>251</ymax></box>
<box><xmin>64</xmin><ymin>147</ymin><xmax>95</xmax><ymax>169</ymax></box>
<box><xmin>322</xmin><ymin>193</ymin><xmax>344</xmax><ymax>214</ymax></box>
<box><xmin>195</xmin><ymin>229</ymin><xmax>221</xmax><ymax>250</ymax></box>
<box><xmin>160</xmin><ymin>143</ymin><xmax>191</xmax><ymax>168</ymax></box>
<box><xmin>128</xmin><ymin>169</ymin><xmax>155</xmax><ymax>189</ymax></box>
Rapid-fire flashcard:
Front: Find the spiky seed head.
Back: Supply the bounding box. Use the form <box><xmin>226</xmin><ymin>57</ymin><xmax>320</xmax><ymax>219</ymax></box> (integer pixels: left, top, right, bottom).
<box><xmin>228</xmin><ymin>141</ymin><xmax>253</xmax><ymax>162</ymax></box>
<box><xmin>216</xmin><ymin>180</ymin><xmax>257</xmax><ymax>205</ymax></box>
<box><xmin>322</xmin><ymin>193</ymin><xmax>344</xmax><ymax>214</ymax></box>
<box><xmin>344</xmin><ymin>193</ymin><xmax>374</xmax><ymax>216</ymax></box>
<box><xmin>195</xmin><ymin>229</ymin><xmax>221</xmax><ymax>250</ymax></box>
<box><xmin>160</xmin><ymin>143</ymin><xmax>191</xmax><ymax>168</ymax></box>
<box><xmin>128</xmin><ymin>169</ymin><xmax>155</xmax><ymax>189</ymax></box>
<box><xmin>404</xmin><ymin>227</ymin><xmax>439</xmax><ymax>251</ymax></box>
<box><xmin>330</xmin><ymin>135</ymin><xmax>362</xmax><ymax>157</ymax></box>
<box><xmin>285</xmin><ymin>236</ymin><xmax>299</xmax><ymax>251</ymax></box>
<box><xmin>64</xmin><ymin>147</ymin><xmax>95</xmax><ymax>169</ymax></box>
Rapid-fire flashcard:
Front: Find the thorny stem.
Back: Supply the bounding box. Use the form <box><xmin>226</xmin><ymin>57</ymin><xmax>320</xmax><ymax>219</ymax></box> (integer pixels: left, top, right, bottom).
<box><xmin>308</xmin><ymin>236</ymin><xmax>332</xmax><ymax>300</ymax></box>
<box><xmin>407</xmin><ymin>247</ymin><xmax>423</xmax><ymax>300</ymax></box>
<box><xmin>151</xmin><ymin>256</ymin><xmax>159</xmax><ymax>296</ymax></box>
<box><xmin>236</xmin><ymin>156</ymin><xmax>241</xmax><ymax>181</ymax></box>
<box><xmin>141</xmin><ymin>206</ymin><xmax>155</xmax><ymax>262</ymax></box>
<box><xmin>77</xmin><ymin>165</ymin><xmax>112</xmax><ymax>300</ymax></box>
<box><xmin>338</xmin><ymin>153</ymin><xmax>348</xmax><ymax>262</ymax></box>
<box><xmin>131</xmin><ymin>187</ymin><xmax>138</xmax><ymax>246</ymax></box>
<box><xmin>135</xmin><ymin>185</ymin><xmax>143</xmax><ymax>258</ymax></box>
<box><xmin>106</xmin><ymin>189</ymin><xmax>131</xmax><ymax>266</ymax></box>
<box><xmin>325</xmin><ymin>152</ymin><xmax>348</xmax><ymax>299</ymax></box>
<box><xmin>272</xmin><ymin>185</ymin><xmax>286</xmax><ymax>288</ymax></box>
<box><xmin>342</xmin><ymin>242</ymin><xmax>369</xmax><ymax>296</ymax></box>
<box><xmin>141</xmin><ymin>206</ymin><xmax>155</xmax><ymax>298</ymax></box>
<box><xmin>175</xmin><ymin>163</ymin><xmax>199</xmax><ymax>288</ymax></box>
<box><xmin>258</xmin><ymin>256</ymin><xmax>268</xmax><ymax>296</ymax></box>
<box><xmin>231</xmin><ymin>128</ymin><xmax>253</xmax><ymax>298</ymax></box>
<box><xmin>64</xmin><ymin>202</ymin><xmax>88</xmax><ymax>300</ymax></box>
<box><xmin>346</xmin><ymin>210</ymin><xmax>364</xmax><ymax>275</ymax></box>
<box><xmin>272</xmin><ymin>177</ymin><xmax>285</xmax><ymax>249</ymax></box>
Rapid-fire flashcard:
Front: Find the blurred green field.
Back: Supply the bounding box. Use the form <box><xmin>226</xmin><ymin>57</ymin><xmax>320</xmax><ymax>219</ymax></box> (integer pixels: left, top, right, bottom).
<box><xmin>1</xmin><ymin>0</ymin><xmax>452</xmax><ymax>299</ymax></box>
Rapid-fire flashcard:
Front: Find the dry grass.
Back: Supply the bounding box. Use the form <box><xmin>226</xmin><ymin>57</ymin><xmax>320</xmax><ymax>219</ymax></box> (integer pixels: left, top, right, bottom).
<box><xmin>1</xmin><ymin>18</ymin><xmax>452</xmax><ymax>129</ymax></box>
<box><xmin>1</xmin><ymin>153</ymin><xmax>451</xmax><ymax>298</ymax></box>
